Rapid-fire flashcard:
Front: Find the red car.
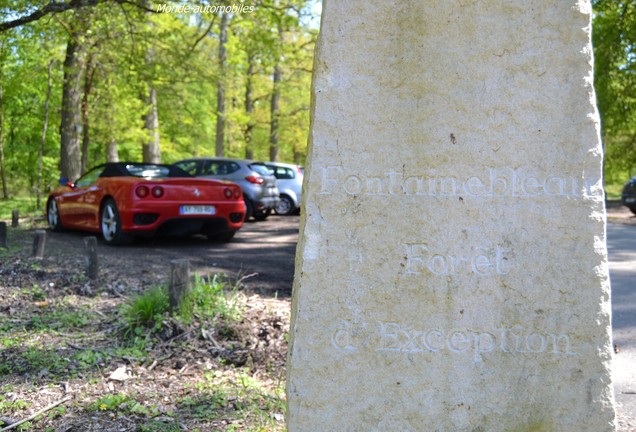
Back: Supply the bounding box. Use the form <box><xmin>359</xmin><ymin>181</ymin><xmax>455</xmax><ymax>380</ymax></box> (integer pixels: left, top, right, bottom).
<box><xmin>47</xmin><ymin>163</ymin><xmax>245</xmax><ymax>245</ymax></box>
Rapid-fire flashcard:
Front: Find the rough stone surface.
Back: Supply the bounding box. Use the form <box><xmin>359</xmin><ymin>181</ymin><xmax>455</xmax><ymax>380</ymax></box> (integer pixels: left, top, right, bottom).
<box><xmin>286</xmin><ymin>1</ymin><xmax>616</xmax><ymax>431</ymax></box>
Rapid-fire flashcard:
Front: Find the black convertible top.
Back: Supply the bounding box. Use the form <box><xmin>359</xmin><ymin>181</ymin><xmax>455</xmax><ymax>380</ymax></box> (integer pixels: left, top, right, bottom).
<box><xmin>99</xmin><ymin>163</ymin><xmax>192</xmax><ymax>178</ymax></box>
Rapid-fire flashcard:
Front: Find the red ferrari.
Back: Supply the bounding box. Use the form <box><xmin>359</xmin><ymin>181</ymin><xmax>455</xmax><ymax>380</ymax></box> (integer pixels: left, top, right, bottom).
<box><xmin>47</xmin><ymin>162</ymin><xmax>246</xmax><ymax>245</ymax></box>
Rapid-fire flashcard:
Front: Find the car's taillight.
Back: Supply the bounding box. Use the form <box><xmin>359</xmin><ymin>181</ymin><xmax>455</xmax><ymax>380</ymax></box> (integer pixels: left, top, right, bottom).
<box><xmin>152</xmin><ymin>186</ymin><xmax>164</xmax><ymax>198</ymax></box>
<box><xmin>136</xmin><ymin>186</ymin><xmax>149</xmax><ymax>198</ymax></box>
<box><xmin>224</xmin><ymin>187</ymin><xmax>241</xmax><ymax>199</ymax></box>
<box><xmin>245</xmin><ymin>175</ymin><xmax>265</xmax><ymax>185</ymax></box>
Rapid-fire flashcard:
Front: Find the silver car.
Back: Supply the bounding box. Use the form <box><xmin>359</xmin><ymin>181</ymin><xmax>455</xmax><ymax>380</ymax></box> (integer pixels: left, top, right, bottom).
<box><xmin>173</xmin><ymin>158</ymin><xmax>280</xmax><ymax>221</ymax></box>
<box><xmin>256</xmin><ymin>161</ymin><xmax>304</xmax><ymax>215</ymax></box>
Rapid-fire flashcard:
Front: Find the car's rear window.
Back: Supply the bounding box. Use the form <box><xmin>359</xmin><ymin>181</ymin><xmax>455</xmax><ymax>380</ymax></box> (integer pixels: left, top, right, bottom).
<box><xmin>125</xmin><ymin>164</ymin><xmax>191</xmax><ymax>178</ymax></box>
<box><xmin>250</xmin><ymin>163</ymin><xmax>272</xmax><ymax>177</ymax></box>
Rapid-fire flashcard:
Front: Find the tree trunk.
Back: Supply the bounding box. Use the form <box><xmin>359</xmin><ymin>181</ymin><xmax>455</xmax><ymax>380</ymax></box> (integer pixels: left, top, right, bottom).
<box><xmin>244</xmin><ymin>54</ymin><xmax>255</xmax><ymax>160</ymax></box>
<box><xmin>269</xmin><ymin>62</ymin><xmax>281</xmax><ymax>162</ymax></box>
<box><xmin>106</xmin><ymin>137</ymin><xmax>119</xmax><ymax>162</ymax></box>
<box><xmin>141</xmin><ymin>2</ymin><xmax>161</xmax><ymax>165</ymax></box>
<box><xmin>60</xmin><ymin>35</ymin><xmax>85</xmax><ymax>182</ymax></box>
<box><xmin>269</xmin><ymin>23</ymin><xmax>283</xmax><ymax>162</ymax></box>
<box><xmin>81</xmin><ymin>55</ymin><xmax>95</xmax><ymax>173</ymax></box>
<box><xmin>215</xmin><ymin>12</ymin><xmax>229</xmax><ymax>157</ymax></box>
<box><xmin>0</xmin><ymin>38</ymin><xmax>7</xmax><ymax>199</ymax></box>
<box><xmin>0</xmin><ymin>80</ymin><xmax>7</xmax><ymax>199</ymax></box>
<box><xmin>37</xmin><ymin>61</ymin><xmax>53</xmax><ymax>209</ymax></box>
<box><xmin>142</xmin><ymin>86</ymin><xmax>161</xmax><ymax>163</ymax></box>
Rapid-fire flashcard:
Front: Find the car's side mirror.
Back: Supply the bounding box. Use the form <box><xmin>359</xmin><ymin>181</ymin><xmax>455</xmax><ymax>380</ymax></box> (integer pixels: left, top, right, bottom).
<box><xmin>59</xmin><ymin>177</ymin><xmax>75</xmax><ymax>188</ymax></box>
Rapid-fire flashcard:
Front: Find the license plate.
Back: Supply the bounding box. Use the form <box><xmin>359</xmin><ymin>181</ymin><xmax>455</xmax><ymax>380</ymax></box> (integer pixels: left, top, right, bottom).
<box><xmin>626</xmin><ymin>198</ymin><xmax>636</xmax><ymax>204</ymax></box>
<box><xmin>180</xmin><ymin>205</ymin><xmax>216</xmax><ymax>215</ymax></box>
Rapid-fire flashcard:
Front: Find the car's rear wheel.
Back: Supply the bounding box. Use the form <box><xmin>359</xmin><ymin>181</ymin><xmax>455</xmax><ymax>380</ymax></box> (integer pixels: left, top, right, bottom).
<box><xmin>101</xmin><ymin>199</ymin><xmax>133</xmax><ymax>245</ymax></box>
<box><xmin>253</xmin><ymin>208</ymin><xmax>271</xmax><ymax>221</ymax></box>
<box><xmin>47</xmin><ymin>198</ymin><xmax>64</xmax><ymax>232</ymax></box>
<box><xmin>243</xmin><ymin>198</ymin><xmax>254</xmax><ymax>222</ymax></box>
<box><xmin>275</xmin><ymin>195</ymin><xmax>295</xmax><ymax>216</ymax></box>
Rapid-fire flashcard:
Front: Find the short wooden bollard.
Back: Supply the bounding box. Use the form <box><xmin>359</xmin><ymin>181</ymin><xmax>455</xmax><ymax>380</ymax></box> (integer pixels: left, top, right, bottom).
<box><xmin>11</xmin><ymin>210</ymin><xmax>19</xmax><ymax>227</ymax></box>
<box><xmin>0</xmin><ymin>221</ymin><xmax>7</xmax><ymax>249</ymax></box>
<box><xmin>32</xmin><ymin>229</ymin><xmax>46</xmax><ymax>259</ymax></box>
<box><xmin>84</xmin><ymin>236</ymin><xmax>99</xmax><ymax>279</ymax></box>
<box><xmin>169</xmin><ymin>259</ymin><xmax>191</xmax><ymax>312</ymax></box>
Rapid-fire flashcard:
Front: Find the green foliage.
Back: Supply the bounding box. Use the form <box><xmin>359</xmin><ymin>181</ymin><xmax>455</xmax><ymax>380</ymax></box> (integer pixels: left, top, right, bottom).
<box><xmin>120</xmin><ymin>273</ymin><xmax>244</xmax><ymax>337</ymax></box>
<box><xmin>121</xmin><ymin>286</ymin><xmax>170</xmax><ymax>330</ymax></box>
<box><xmin>180</xmin><ymin>369</ymin><xmax>286</xmax><ymax>431</ymax></box>
<box><xmin>139</xmin><ymin>420</ymin><xmax>183</xmax><ymax>432</ymax></box>
<box><xmin>0</xmin><ymin>0</ymin><xmax>318</xmax><ymax>200</ymax></box>
<box><xmin>0</xmin><ymin>392</ymin><xmax>29</xmax><ymax>412</ymax></box>
<box><xmin>182</xmin><ymin>273</ymin><xmax>244</xmax><ymax>323</ymax></box>
<box><xmin>593</xmin><ymin>1</ymin><xmax>636</xmax><ymax>187</ymax></box>
<box><xmin>89</xmin><ymin>392</ymin><xmax>160</xmax><ymax>417</ymax></box>
<box><xmin>0</xmin><ymin>196</ymin><xmax>41</xmax><ymax>219</ymax></box>
<box><xmin>29</xmin><ymin>308</ymin><xmax>90</xmax><ymax>331</ymax></box>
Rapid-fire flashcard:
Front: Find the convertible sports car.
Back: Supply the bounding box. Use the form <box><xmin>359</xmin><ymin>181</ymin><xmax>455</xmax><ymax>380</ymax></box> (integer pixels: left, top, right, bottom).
<box><xmin>47</xmin><ymin>162</ymin><xmax>246</xmax><ymax>245</ymax></box>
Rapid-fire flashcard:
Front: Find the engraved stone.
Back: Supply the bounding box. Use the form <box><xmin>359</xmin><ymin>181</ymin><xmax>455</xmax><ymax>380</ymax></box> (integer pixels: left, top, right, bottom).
<box><xmin>286</xmin><ymin>1</ymin><xmax>616</xmax><ymax>431</ymax></box>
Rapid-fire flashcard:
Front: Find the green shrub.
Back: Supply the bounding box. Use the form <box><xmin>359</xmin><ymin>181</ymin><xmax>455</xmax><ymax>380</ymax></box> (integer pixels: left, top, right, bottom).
<box><xmin>119</xmin><ymin>274</ymin><xmax>244</xmax><ymax>340</ymax></box>
<box><xmin>120</xmin><ymin>286</ymin><xmax>169</xmax><ymax>331</ymax></box>
<box><xmin>181</xmin><ymin>273</ymin><xmax>244</xmax><ymax>323</ymax></box>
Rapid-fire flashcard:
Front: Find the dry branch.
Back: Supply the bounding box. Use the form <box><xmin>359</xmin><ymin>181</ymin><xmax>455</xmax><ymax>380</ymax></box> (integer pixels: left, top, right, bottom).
<box><xmin>0</xmin><ymin>396</ymin><xmax>72</xmax><ymax>431</ymax></box>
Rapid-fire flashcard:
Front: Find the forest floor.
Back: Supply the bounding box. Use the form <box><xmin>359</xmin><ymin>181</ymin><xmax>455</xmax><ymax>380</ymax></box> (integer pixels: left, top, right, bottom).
<box><xmin>0</xmin><ymin>219</ymin><xmax>293</xmax><ymax>432</ymax></box>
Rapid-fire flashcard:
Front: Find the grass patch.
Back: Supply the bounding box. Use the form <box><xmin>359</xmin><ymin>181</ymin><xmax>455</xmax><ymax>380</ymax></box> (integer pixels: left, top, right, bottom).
<box><xmin>183</xmin><ymin>273</ymin><xmax>244</xmax><ymax>323</ymax></box>
<box><xmin>120</xmin><ymin>273</ymin><xmax>245</xmax><ymax>335</ymax></box>
<box><xmin>89</xmin><ymin>392</ymin><xmax>159</xmax><ymax>417</ymax></box>
<box><xmin>120</xmin><ymin>286</ymin><xmax>169</xmax><ymax>331</ymax></box>
<box><xmin>0</xmin><ymin>196</ymin><xmax>42</xmax><ymax>220</ymax></box>
<box><xmin>605</xmin><ymin>183</ymin><xmax>624</xmax><ymax>199</ymax></box>
<box><xmin>180</xmin><ymin>369</ymin><xmax>286</xmax><ymax>431</ymax></box>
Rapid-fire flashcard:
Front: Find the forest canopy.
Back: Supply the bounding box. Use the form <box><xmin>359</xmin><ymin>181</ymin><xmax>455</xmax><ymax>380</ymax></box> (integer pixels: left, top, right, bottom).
<box><xmin>1</xmin><ymin>0</ymin><xmax>635</xmax><ymax>207</ymax></box>
<box><xmin>0</xmin><ymin>0</ymin><xmax>318</xmax><ymax>203</ymax></box>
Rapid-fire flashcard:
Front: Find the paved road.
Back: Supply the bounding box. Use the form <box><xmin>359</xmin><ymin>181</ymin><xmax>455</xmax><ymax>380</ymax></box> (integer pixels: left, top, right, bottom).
<box><xmin>608</xmin><ymin>223</ymin><xmax>636</xmax><ymax>425</ymax></box>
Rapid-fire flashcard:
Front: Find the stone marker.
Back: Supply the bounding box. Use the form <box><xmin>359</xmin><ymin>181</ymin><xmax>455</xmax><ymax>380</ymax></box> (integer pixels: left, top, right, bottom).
<box><xmin>84</xmin><ymin>236</ymin><xmax>99</xmax><ymax>280</ymax></box>
<box><xmin>169</xmin><ymin>259</ymin><xmax>191</xmax><ymax>313</ymax></box>
<box><xmin>0</xmin><ymin>221</ymin><xmax>7</xmax><ymax>248</ymax></box>
<box><xmin>32</xmin><ymin>229</ymin><xmax>46</xmax><ymax>259</ymax></box>
<box><xmin>286</xmin><ymin>1</ymin><xmax>616</xmax><ymax>431</ymax></box>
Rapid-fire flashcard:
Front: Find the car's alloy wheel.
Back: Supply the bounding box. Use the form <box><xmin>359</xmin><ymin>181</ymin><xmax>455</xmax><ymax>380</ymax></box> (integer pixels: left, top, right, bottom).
<box><xmin>275</xmin><ymin>195</ymin><xmax>294</xmax><ymax>216</ymax></box>
<box><xmin>47</xmin><ymin>199</ymin><xmax>63</xmax><ymax>231</ymax></box>
<box><xmin>101</xmin><ymin>199</ymin><xmax>132</xmax><ymax>245</ymax></box>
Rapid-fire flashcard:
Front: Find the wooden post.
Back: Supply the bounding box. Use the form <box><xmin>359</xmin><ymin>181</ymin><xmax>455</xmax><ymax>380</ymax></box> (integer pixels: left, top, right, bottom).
<box><xmin>84</xmin><ymin>236</ymin><xmax>98</xmax><ymax>279</ymax></box>
<box><xmin>11</xmin><ymin>210</ymin><xmax>19</xmax><ymax>227</ymax></box>
<box><xmin>0</xmin><ymin>222</ymin><xmax>7</xmax><ymax>249</ymax></box>
<box><xmin>169</xmin><ymin>259</ymin><xmax>191</xmax><ymax>312</ymax></box>
<box><xmin>32</xmin><ymin>229</ymin><xmax>46</xmax><ymax>259</ymax></box>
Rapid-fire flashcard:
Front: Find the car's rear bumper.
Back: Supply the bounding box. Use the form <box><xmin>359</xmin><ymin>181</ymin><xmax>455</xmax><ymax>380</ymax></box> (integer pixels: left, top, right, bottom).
<box><xmin>622</xmin><ymin>194</ymin><xmax>636</xmax><ymax>208</ymax></box>
<box><xmin>253</xmin><ymin>196</ymin><xmax>280</xmax><ymax>211</ymax></box>
<box><xmin>120</xmin><ymin>200</ymin><xmax>245</xmax><ymax>236</ymax></box>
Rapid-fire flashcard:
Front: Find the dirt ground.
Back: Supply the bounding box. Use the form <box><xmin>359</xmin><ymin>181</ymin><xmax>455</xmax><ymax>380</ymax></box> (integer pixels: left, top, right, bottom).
<box><xmin>607</xmin><ymin>199</ymin><xmax>636</xmax><ymax>225</ymax></box>
<box><xmin>0</xmin><ymin>216</ymin><xmax>297</xmax><ymax>431</ymax></box>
